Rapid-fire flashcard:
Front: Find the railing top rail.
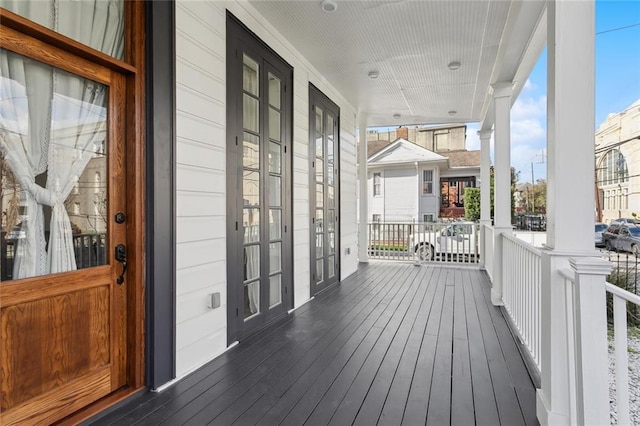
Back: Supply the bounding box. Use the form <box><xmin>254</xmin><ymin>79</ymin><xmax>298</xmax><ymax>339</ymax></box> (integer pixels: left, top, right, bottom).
<box><xmin>606</xmin><ymin>282</ymin><xmax>640</xmax><ymax>306</ymax></box>
<box><xmin>558</xmin><ymin>268</ymin><xmax>575</xmax><ymax>283</ymax></box>
<box><xmin>502</xmin><ymin>232</ymin><xmax>542</xmax><ymax>256</ymax></box>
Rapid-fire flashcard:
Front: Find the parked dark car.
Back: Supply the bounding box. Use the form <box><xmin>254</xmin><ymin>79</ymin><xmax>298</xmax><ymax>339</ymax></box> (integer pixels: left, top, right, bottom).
<box><xmin>602</xmin><ymin>223</ymin><xmax>622</xmax><ymax>251</ymax></box>
<box><xmin>605</xmin><ymin>224</ymin><xmax>640</xmax><ymax>256</ymax></box>
<box><xmin>595</xmin><ymin>222</ymin><xmax>607</xmax><ymax>248</ymax></box>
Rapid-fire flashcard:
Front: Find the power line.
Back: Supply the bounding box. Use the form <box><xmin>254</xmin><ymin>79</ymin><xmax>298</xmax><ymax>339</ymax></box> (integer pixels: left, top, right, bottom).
<box><xmin>597</xmin><ymin>22</ymin><xmax>640</xmax><ymax>35</ymax></box>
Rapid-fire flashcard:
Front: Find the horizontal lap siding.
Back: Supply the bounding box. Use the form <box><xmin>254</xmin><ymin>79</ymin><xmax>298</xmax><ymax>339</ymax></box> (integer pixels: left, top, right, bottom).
<box><xmin>176</xmin><ymin>1</ymin><xmax>227</xmax><ymax>378</ymax></box>
<box><xmin>175</xmin><ymin>0</ymin><xmax>357</xmax><ymax>379</ymax></box>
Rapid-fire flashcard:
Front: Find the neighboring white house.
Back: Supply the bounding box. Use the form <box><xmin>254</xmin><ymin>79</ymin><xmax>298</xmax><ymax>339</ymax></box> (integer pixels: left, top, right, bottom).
<box><xmin>367</xmin><ymin>138</ymin><xmax>480</xmax><ymax>222</ymax></box>
<box><xmin>596</xmin><ymin>99</ymin><xmax>640</xmax><ymax>223</ymax></box>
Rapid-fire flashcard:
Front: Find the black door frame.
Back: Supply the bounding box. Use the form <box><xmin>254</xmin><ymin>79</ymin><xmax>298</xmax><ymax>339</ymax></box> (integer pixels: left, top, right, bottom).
<box><xmin>226</xmin><ymin>13</ymin><xmax>294</xmax><ymax>343</ymax></box>
<box><xmin>309</xmin><ymin>84</ymin><xmax>340</xmax><ymax>295</ymax></box>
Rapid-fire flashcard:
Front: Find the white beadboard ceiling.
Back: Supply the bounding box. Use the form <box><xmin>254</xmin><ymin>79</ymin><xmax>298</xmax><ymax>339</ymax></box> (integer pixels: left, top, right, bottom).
<box><xmin>247</xmin><ymin>0</ymin><xmax>546</xmax><ymax>128</ymax></box>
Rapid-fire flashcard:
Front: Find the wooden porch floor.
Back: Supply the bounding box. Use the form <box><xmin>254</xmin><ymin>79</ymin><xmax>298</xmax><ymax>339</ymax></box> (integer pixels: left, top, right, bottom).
<box><xmin>91</xmin><ymin>262</ymin><xmax>537</xmax><ymax>426</ymax></box>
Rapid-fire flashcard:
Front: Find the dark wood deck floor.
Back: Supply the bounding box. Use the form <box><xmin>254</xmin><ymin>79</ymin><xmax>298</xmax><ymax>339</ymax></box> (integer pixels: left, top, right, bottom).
<box><xmin>91</xmin><ymin>262</ymin><xmax>538</xmax><ymax>426</ymax></box>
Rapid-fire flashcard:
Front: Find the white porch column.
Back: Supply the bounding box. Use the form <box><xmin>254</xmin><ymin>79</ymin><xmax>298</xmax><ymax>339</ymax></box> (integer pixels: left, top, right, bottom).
<box><xmin>478</xmin><ymin>129</ymin><xmax>492</xmax><ymax>270</ymax></box>
<box><xmin>537</xmin><ymin>1</ymin><xmax>597</xmax><ymax>425</ymax></box>
<box><xmin>358</xmin><ymin>118</ymin><xmax>369</xmax><ymax>263</ymax></box>
<box><xmin>491</xmin><ymin>83</ymin><xmax>513</xmax><ymax>306</ymax></box>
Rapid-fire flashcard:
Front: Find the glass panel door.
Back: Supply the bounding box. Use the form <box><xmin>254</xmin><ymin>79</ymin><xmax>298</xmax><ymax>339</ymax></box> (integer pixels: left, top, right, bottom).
<box><xmin>0</xmin><ymin>45</ymin><xmax>127</xmax><ymax>424</ymax></box>
<box><xmin>227</xmin><ymin>17</ymin><xmax>293</xmax><ymax>341</ymax></box>
<box><xmin>309</xmin><ymin>85</ymin><xmax>340</xmax><ymax>295</ymax></box>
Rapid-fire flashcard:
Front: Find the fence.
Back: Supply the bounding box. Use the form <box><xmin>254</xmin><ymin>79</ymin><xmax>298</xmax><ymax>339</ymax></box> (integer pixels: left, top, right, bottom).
<box><xmin>368</xmin><ymin>221</ymin><xmax>479</xmax><ymax>264</ymax></box>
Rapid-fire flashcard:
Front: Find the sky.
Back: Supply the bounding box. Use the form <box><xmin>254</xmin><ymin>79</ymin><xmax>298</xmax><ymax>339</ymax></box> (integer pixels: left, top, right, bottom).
<box><xmin>464</xmin><ymin>0</ymin><xmax>640</xmax><ymax>183</ymax></box>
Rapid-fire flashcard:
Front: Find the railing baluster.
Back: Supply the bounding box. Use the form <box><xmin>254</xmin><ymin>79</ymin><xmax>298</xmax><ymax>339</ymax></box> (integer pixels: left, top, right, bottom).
<box><xmin>614</xmin><ymin>295</ymin><xmax>630</xmax><ymax>425</ymax></box>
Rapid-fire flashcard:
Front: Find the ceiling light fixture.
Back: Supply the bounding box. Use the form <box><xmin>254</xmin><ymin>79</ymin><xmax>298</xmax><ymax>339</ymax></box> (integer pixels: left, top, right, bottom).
<box><xmin>448</xmin><ymin>110</ymin><xmax>457</xmax><ymax>116</ymax></box>
<box><xmin>321</xmin><ymin>0</ymin><xmax>337</xmax><ymax>13</ymax></box>
<box><xmin>393</xmin><ymin>113</ymin><xmax>401</xmax><ymax>119</ymax></box>
<box><xmin>447</xmin><ymin>61</ymin><xmax>461</xmax><ymax>71</ymax></box>
<box><xmin>368</xmin><ymin>70</ymin><xmax>379</xmax><ymax>79</ymax></box>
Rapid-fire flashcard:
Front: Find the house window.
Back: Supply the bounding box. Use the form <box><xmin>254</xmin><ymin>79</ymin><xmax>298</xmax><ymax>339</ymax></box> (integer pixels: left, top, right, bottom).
<box><xmin>440</xmin><ymin>177</ymin><xmax>476</xmax><ymax>207</ymax></box>
<box><xmin>373</xmin><ymin>172</ymin><xmax>381</xmax><ymax>196</ymax></box>
<box><xmin>423</xmin><ymin>214</ymin><xmax>434</xmax><ymax>223</ymax></box>
<box><xmin>372</xmin><ymin>214</ymin><xmax>381</xmax><ymax>223</ymax></box>
<box><xmin>422</xmin><ymin>170</ymin><xmax>433</xmax><ymax>195</ymax></box>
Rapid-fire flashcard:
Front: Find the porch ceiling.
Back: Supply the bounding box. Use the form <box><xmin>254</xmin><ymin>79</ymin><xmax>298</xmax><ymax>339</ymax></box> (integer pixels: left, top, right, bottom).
<box><xmin>248</xmin><ymin>0</ymin><xmax>546</xmax><ymax>128</ymax></box>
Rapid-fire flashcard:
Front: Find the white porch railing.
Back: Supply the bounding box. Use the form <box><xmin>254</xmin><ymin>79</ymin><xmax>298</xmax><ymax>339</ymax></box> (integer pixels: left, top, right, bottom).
<box><xmin>557</xmin><ymin>265</ymin><xmax>637</xmax><ymax>425</ymax></box>
<box><xmin>502</xmin><ymin>234</ymin><xmax>542</xmax><ymax>373</ymax></box>
<box><xmin>367</xmin><ymin>222</ymin><xmax>479</xmax><ymax>264</ymax></box>
<box><xmin>483</xmin><ymin>224</ymin><xmax>495</xmax><ymax>281</ymax></box>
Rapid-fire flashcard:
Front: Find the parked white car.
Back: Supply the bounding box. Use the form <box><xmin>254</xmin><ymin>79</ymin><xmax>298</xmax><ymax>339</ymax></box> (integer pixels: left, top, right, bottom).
<box><xmin>409</xmin><ymin>222</ymin><xmax>478</xmax><ymax>261</ymax></box>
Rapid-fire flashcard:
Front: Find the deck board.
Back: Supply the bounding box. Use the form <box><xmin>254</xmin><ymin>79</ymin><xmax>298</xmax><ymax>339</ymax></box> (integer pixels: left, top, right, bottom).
<box><xmin>89</xmin><ymin>262</ymin><xmax>538</xmax><ymax>426</ymax></box>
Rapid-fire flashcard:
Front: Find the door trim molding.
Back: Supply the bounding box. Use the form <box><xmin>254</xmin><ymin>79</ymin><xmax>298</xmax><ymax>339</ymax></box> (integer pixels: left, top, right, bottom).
<box><xmin>145</xmin><ymin>0</ymin><xmax>176</xmax><ymax>389</ymax></box>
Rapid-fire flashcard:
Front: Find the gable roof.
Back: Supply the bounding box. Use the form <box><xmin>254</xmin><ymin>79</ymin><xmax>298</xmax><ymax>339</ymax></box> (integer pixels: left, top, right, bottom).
<box><xmin>368</xmin><ymin>138</ymin><xmax>448</xmax><ymax>165</ymax></box>
<box><xmin>445</xmin><ymin>150</ymin><xmax>481</xmax><ymax>167</ymax></box>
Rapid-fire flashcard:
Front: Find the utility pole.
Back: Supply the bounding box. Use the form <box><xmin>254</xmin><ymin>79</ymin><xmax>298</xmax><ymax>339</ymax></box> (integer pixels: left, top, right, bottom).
<box><xmin>531</xmin><ymin>162</ymin><xmax>535</xmax><ymax>213</ymax></box>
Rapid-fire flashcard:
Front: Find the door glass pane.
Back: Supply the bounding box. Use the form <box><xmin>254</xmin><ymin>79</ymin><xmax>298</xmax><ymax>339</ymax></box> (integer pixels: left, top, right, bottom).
<box><xmin>243</xmin><ymin>54</ymin><xmax>259</xmax><ymax>96</ymax></box>
<box><xmin>328</xmin><ymin>210</ymin><xmax>335</xmax><ymax>232</ymax></box>
<box><xmin>327</xmin><ymin>115</ymin><xmax>334</xmax><ymax>141</ymax></box>
<box><xmin>269</xmin><ymin>108</ymin><xmax>280</xmax><ymax>141</ymax></box>
<box><xmin>243</xmin><ymin>94</ymin><xmax>259</xmax><ymax>133</ymax></box>
<box><xmin>316</xmin><ymin>259</ymin><xmax>323</xmax><ymax>283</ymax></box>
<box><xmin>2</xmin><ymin>1</ymin><xmax>125</xmax><ymax>60</ymax></box>
<box><xmin>328</xmin><ymin>185</ymin><xmax>334</xmax><ymax>208</ymax></box>
<box><xmin>269</xmin><ymin>274</ymin><xmax>282</xmax><ymax>307</ymax></box>
<box><xmin>328</xmin><ymin>255</ymin><xmax>335</xmax><ymax>278</ymax></box>
<box><xmin>0</xmin><ymin>50</ymin><xmax>108</xmax><ymax>281</ymax></box>
<box><xmin>270</xmin><ymin>242</ymin><xmax>281</xmax><ymax>273</ymax></box>
<box><xmin>269</xmin><ymin>142</ymin><xmax>281</xmax><ymax>174</ymax></box>
<box><xmin>315</xmin><ymin>209</ymin><xmax>324</xmax><ymax>233</ymax></box>
<box><xmin>268</xmin><ymin>73</ymin><xmax>281</xmax><ymax>109</ymax></box>
<box><xmin>316</xmin><ymin>233</ymin><xmax>323</xmax><ymax>258</ymax></box>
<box><xmin>243</xmin><ymin>171</ymin><xmax>260</xmax><ymax>206</ymax></box>
<box><xmin>315</xmin><ymin>109</ymin><xmax>324</xmax><ymax>158</ymax></box>
<box><xmin>243</xmin><ymin>132</ymin><xmax>260</xmax><ymax>169</ymax></box>
<box><xmin>327</xmin><ymin>138</ymin><xmax>334</xmax><ymax>185</ymax></box>
<box><xmin>316</xmin><ymin>158</ymin><xmax>324</xmax><ymax>183</ymax></box>
<box><xmin>269</xmin><ymin>209</ymin><xmax>281</xmax><ymax>240</ymax></box>
<box><xmin>243</xmin><ymin>245</ymin><xmax>260</xmax><ymax>281</ymax></box>
<box><xmin>244</xmin><ymin>281</ymin><xmax>260</xmax><ymax>318</ymax></box>
<box><xmin>329</xmin><ymin>232</ymin><xmax>335</xmax><ymax>254</ymax></box>
<box><xmin>316</xmin><ymin>184</ymin><xmax>324</xmax><ymax>208</ymax></box>
<box><xmin>269</xmin><ymin>176</ymin><xmax>281</xmax><ymax>207</ymax></box>
<box><xmin>243</xmin><ymin>208</ymin><xmax>260</xmax><ymax>243</ymax></box>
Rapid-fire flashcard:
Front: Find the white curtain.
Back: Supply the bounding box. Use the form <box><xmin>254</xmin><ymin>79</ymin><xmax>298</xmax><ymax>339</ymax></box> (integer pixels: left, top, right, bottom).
<box><xmin>244</xmin><ymin>247</ymin><xmax>260</xmax><ymax>315</ymax></box>
<box><xmin>0</xmin><ymin>0</ymin><xmax>123</xmax><ymax>279</ymax></box>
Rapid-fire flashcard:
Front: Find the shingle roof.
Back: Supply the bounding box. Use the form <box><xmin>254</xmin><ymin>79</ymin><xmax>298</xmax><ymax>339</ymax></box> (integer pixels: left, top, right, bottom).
<box><xmin>367</xmin><ymin>140</ymin><xmax>392</xmax><ymax>158</ymax></box>
<box><xmin>445</xmin><ymin>150</ymin><xmax>481</xmax><ymax>167</ymax></box>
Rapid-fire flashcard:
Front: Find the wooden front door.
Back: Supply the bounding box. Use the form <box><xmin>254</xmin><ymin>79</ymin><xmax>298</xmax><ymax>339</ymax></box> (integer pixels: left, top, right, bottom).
<box><xmin>0</xmin><ymin>26</ymin><xmax>128</xmax><ymax>425</ymax></box>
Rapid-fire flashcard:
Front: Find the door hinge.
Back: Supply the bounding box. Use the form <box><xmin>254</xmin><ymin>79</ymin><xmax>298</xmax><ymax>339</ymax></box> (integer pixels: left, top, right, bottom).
<box><xmin>284</xmin><ymin>146</ymin><xmax>287</xmax><ymax>153</ymax></box>
<box><xmin>235</xmin><ymin>136</ymin><xmax>238</xmax><ymax>146</ymax></box>
<box><xmin>235</xmin><ymin>221</ymin><xmax>238</xmax><ymax>231</ymax></box>
<box><xmin>236</xmin><ymin>307</ymin><xmax>239</xmax><ymax>316</ymax></box>
<box><xmin>312</xmin><ymin>273</ymin><xmax>315</xmax><ymax>280</ymax></box>
<box><xmin>312</xmin><ymin>161</ymin><xmax>315</xmax><ymax>168</ymax></box>
<box><xmin>284</xmin><ymin>225</ymin><xmax>287</xmax><ymax>233</ymax></box>
<box><xmin>312</xmin><ymin>218</ymin><xmax>315</xmax><ymax>223</ymax></box>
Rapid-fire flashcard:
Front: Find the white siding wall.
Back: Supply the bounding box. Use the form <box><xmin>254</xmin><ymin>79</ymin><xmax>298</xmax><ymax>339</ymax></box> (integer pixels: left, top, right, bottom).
<box><xmin>383</xmin><ymin>167</ymin><xmax>418</xmax><ymax>221</ymax></box>
<box><xmin>175</xmin><ymin>1</ymin><xmax>358</xmax><ymax>379</ymax></box>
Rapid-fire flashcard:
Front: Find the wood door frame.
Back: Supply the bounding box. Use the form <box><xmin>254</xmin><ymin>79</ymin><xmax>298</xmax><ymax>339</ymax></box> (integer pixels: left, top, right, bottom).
<box><xmin>308</xmin><ymin>84</ymin><xmax>341</xmax><ymax>295</ymax></box>
<box><xmin>0</xmin><ymin>3</ymin><xmax>146</xmax><ymax>421</ymax></box>
<box><xmin>226</xmin><ymin>13</ymin><xmax>294</xmax><ymax>344</ymax></box>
